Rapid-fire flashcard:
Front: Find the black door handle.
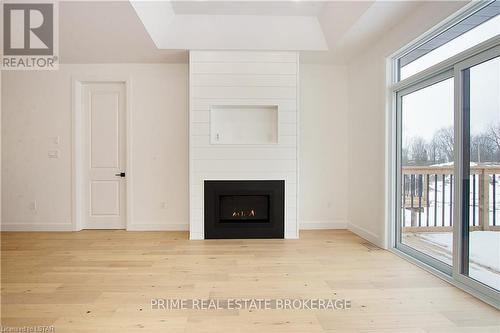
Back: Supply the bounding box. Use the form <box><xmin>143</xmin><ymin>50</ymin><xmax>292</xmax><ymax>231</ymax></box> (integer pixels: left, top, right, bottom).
<box><xmin>115</xmin><ymin>172</ymin><xmax>126</xmax><ymax>177</ymax></box>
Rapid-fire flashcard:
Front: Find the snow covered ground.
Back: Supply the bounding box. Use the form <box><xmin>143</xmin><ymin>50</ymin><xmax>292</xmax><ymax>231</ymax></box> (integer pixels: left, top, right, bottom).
<box><xmin>411</xmin><ymin>231</ymin><xmax>500</xmax><ymax>290</ymax></box>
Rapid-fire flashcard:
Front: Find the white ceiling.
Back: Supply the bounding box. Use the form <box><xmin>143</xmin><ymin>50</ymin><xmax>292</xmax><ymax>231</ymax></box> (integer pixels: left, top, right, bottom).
<box><xmin>302</xmin><ymin>0</ymin><xmax>423</xmax><ymax>63</ymax></box>
<box><xmin>58</xmin><ymin>1</ymin><xmax>434</xmax><ymax>64</ymax></box>
<box><xmin>170</xmin><ymin>1</ymin><xmax>327</xmax><ymax>16</ymax></box>
<box><xmin>59</xmin><ymin>1</ymin><xmax>187</xmax><ymax>63</ymax></box>
<box><xmin>130</xmin><ymin>0</ymin><xmax>329</xmax><ymax>51</ymax></box>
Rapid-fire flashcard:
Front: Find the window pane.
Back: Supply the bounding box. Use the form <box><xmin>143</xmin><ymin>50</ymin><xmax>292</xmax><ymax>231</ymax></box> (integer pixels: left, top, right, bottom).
<box><xmin>399</xmin><ymin>2</ymin><xmax>500</xmax><ymax>80</ymax></box>
<box><xmin>463</xmin><ymin>56</ymin><xmax>500</xmax><ymax>290</ymax></box>
<box><xmin>400</xmin><ymin>78</ymin><xmax>454</xmax><ymax>265</ymax></box>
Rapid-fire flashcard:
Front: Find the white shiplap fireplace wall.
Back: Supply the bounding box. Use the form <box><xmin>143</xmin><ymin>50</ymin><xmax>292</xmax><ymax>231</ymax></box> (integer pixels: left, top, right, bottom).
<box><xmin>189</xmin><ymin>50</ymin><xmax>299</xmax><ymax>239</ymax></box>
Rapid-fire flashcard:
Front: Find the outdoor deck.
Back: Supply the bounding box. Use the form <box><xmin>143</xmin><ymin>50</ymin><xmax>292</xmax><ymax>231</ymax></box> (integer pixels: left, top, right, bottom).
<box><xmin>402</xmin><ymin>165</ymin><xmax>500</xmax><ymax>289</ymax></box>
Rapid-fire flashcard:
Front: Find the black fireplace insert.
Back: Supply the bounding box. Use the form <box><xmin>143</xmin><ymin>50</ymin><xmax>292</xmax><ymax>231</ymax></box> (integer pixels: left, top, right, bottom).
<box><xmin>204</xmin><ymin>180</ymin><xmax>284</xmax><ymax>239</ymax></box>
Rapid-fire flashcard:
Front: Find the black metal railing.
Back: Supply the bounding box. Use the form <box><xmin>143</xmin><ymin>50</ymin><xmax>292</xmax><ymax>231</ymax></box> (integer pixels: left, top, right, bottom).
<box><xmin>401</xmin><ymin>166</ymin><xmax>500</xmax><ymax>230</ymax></box>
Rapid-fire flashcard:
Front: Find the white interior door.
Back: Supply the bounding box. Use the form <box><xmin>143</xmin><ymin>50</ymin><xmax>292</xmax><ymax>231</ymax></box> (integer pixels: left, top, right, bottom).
<box><xmin>83</xmin><ymin>82</ymin><xmax>126</xmax><ymax>229</ymax></box>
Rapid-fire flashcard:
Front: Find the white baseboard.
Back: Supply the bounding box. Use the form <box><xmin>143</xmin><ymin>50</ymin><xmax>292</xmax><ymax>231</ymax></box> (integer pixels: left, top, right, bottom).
<box><xmin>1</xmin><ymin>221</ymin><xmax>380</xmax><ymax>247</ymax></box>
<box><xmin>347</xmin><ymin>222</ymin><xmax>382</xmax><ymax>247</ymax></box>
<box><xmin>0</xmin><ymin>222</ymin><xmax>73</xmax><ymax>231</ymax></box>
<box><xmin>285</xmin><ymin>230</ymin><xmax>299</xmax><ymax>239</ymax></box>
<box><xmin>300</xmin><ymin>220</ymin><xmax>348</xmax><ymax>230</ymax></box>
<box><xmin>127</xmin><ymin>222</ymin><xmax>189</xmax><ymax>231</ymax></box>
<box><xmin>189</xmin><ymin>231</ymin><xmax>204</xmax><ymax>240</ymax></box>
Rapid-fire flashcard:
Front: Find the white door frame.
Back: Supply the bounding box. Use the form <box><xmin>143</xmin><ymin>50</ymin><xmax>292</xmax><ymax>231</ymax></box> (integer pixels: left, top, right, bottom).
<box><xmin>71</xmin><ymin>76</ymin><xmax>133</xmax><ymax>231</ymax></box>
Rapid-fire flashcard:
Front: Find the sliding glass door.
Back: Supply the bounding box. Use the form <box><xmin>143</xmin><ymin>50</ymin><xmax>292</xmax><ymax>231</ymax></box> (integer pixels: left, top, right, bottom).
<box><xmin>393</xmin><ymin>1</ymin><xmax>499</xmax><ymax>305</ymax></box>
<box><xmin>395</xmin><ymin>44</ymin><xmax>500</xmax><ymax>304</ymax></box>
<box><xmin>456</xmin><ymin>51</ymin><xmax>500</xmax><ymax>293</ymax></box>
<box><xmin>396</xmin><ymin>74</ymin><xmax>455</xmax><ymax>272</ymax></box>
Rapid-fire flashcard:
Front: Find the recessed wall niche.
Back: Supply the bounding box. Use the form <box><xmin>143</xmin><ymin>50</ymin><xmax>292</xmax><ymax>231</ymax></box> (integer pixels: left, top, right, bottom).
<box><xmin>210</xmin><ymin>105</ymin><xmax>278</xmax><ymax>145</ymax></box>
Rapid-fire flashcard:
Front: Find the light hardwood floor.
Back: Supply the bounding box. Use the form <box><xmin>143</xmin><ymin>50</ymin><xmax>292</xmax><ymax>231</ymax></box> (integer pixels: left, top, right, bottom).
<box><xmin>1</xmin><ymin>230</ymin><xmax>499</xmax><ymax>332</ymax></box>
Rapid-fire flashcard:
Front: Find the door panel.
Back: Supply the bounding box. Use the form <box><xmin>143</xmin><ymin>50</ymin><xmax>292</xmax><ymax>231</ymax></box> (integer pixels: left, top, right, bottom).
<box><xmin>90</xmin><ymin>181</ymin><xmax>120</xmax><ymax>216</ymax></box>
<box><xmin>460</xmin><ymin>55</ymin><xmax>500</xmax><ymax>291</ymax></box>
<box><xmin>84</xmin><ymin>83</ymin><xmax>126</xmax><ymax>229</ymax></box>
<box><xmin>397</xmin><ymin>76</ymin><xmax>455</xmax><ymax>269</ymax></box>
<box><xmin>90</xmin><ymin>92</ymin><xmax>120</xmax><ymax>168</ymax></box>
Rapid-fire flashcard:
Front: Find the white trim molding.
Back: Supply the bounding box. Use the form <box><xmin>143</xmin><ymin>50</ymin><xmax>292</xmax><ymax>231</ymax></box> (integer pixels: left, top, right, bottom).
<box><xmin>300</xmin><ymin>220</ymin><xmax>347</xmax><ymax>230</ymax></box>
<box><xmin>127</xmin><ymin>223</ymin><xmax>189</xmax><ymax>231</ymax></box>
<box><xmin>1</xmin><ymin>223</ymin><xmax>74</xmax><ymax>232</ymax></box>
<box><xmin>348</xmin><ymin>222</ymin><xmax>382</xmax><ymax>248</ymax></box>
<box><xmin>189</xmin><ymin>232</ymin><xmax>204</xmax><ymax>240</ymax></box>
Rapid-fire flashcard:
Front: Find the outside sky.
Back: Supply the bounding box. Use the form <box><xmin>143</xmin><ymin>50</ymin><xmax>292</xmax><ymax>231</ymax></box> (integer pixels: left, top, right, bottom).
<box><xmin>402</xmin><ymin>14</ymin><xmax>500</xmax><ymax>144</ymax></box>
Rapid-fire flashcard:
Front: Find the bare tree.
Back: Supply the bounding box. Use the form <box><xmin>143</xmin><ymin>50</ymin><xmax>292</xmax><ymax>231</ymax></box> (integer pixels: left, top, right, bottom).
<box><xmin>404</xmin><ymin>123</ymin><xmax>500</xmax><ymax>166</ymax></box>
<box><xmin>471</xmin><ymin>133</ymin><xmax>496</xmax><ymax>163</ymax></box>
<box><xmin>488</xmin><ymin>123</ymin><xmax>500</xmax><ymax>150</ymax></box>
<box><xmin>408</xmin><ymin>137</ymin><xmax>429</xmax><ymax>165</ymax></box>
<box><xmin>428</xmin><ymin>139</ymin><xmax>443</xmax><ymax>164</ymax></box>
<box><xmin>487</xmin><ymin>123</ymin><xmax>500</xmax><ymax>162</ymax></box>
<box><xmin>432</xmin><ymin>127</ymin><xmax>454</xmax><ymax>162</ymax></box>
<box><xmin>401</xmin><ymin>146</ymin><xmax>409</xmax><ymax>166</ymax></box>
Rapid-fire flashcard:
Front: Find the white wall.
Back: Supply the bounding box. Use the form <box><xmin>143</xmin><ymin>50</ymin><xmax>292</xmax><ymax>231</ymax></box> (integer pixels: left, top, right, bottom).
<box><xmin>0</xmin><ymin>70</ymin><xmax>2</xmax><ymax>228</ymax></box>
<box><xmin>1</xmin><ymin>64</ymin><xmax>188</xmax><ymax>231</ymax></box>
<box><xmin>189</xmin><ymin>51</ymin><xmax>299</xmax><ymax>239</ymax></box>
<box><xmin>2</xmin><ymin>61</ymin><xmax>348</xmax><ymax>232</ymax></box>
<box><xmin>299</xmin><ymin>64</ymin><xmax>349</xmax><ymax>229</ymax></box>
<box><xmin>346</xmin><ymin>1</ymin><xmax>467</xmax><ymax>247</ymax></box>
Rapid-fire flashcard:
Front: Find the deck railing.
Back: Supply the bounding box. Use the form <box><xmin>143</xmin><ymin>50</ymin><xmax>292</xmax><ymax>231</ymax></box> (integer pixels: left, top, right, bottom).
<box><xmin>402</xmin><ymin>165</ymin><xmax>500</xmax><ymax>232</ymax></box>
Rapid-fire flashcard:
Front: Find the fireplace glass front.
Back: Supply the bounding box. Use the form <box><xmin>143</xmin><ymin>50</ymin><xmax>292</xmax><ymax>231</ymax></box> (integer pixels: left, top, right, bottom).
<box><xmin>219</xmin><ymin>195</ymin><xmax>270</xmax><ymax>222</ymax></box>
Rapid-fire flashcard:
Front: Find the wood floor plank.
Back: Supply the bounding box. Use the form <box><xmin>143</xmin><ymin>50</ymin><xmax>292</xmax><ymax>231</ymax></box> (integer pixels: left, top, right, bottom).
<box><xmin>1</xmin><ymin>230</ymin><xmax>498</xmax><ymax>332</ymax></box>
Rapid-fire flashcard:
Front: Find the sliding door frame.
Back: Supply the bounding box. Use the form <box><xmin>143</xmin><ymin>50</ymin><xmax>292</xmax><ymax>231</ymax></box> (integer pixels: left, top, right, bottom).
<box><xmin>394</xmin><ymin>70</ymin><xmax>454</xmax><ymax>276</ymax></box>
<box><xmin>453</xmin><ymin>45</ymin><xmax>500</xmax><ymax>299</ymax></box>
<box><xmin>389</xmin><ymin>36</ymin><xmax>500</xmax><ymax>308</ymax></box>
